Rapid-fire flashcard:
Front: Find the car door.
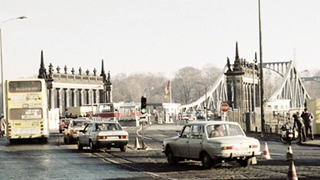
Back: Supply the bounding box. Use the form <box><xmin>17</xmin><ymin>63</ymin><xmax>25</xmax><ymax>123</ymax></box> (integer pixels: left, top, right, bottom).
<box><xmin>80</xmin><ymin>123</ymin><xmax>93</xmax><ymax>146</ymax></box>
<box><xmin>188</xmin><ymin>125</ymin><xmax>204</xmax><ymax>159</ymax></box>
<box><xmin>174</xmin><ymin>125</ymin><xmax>191</xmax><ymax>158</ymax></box>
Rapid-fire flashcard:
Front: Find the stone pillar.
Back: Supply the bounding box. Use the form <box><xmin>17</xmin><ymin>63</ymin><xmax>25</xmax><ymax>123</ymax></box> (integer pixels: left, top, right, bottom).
<box><xmin>71</xmin><ymin>89</ymin><xmax>76</xmax><ymax>107</ymax></box>
<box><xmin>93</xmin><ymin>89</ymin><xmax>97</xmax><ymax>105</ymax></box>
<box><xmin>57</xmin><ymin>88</ymin><xmax>63</xmax><ymax>116</ymax></box>
<box><xmin>48</xmin><ymin>87</ymin><xmax>53</xmax><ymax>110</ymax></box>
<box><xmin>85</xmin><ymin>89</ymin><xmax>89</xmax><ymax>105</ymax></box>
<box><xmin>79</xmin><ymin>89</ymin><xmax>83</xmax><ymax>106</ymax></box>
<box><xmin>64</xmin><ymin>88</ymin><xmax>69</xmax><ymax>109</ymax></box>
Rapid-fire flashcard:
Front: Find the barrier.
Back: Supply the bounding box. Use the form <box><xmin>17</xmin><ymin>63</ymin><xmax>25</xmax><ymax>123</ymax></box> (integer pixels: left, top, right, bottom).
<box><xmin>262</xmin><ymin>142</ymin><xmax>271</xmax><ymax>159</ymax></box>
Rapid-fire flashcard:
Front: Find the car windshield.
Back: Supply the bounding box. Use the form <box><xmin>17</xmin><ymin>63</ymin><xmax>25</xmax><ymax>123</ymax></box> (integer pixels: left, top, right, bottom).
<box><xmin>207</xmin><ymin>124</ymin><xmax>244</xmax><ymax>138</ymax></box>
<box><xmin>96</xmin><ymin>123</ymin><xmax>122</xmax><ymax>131</ymax></box>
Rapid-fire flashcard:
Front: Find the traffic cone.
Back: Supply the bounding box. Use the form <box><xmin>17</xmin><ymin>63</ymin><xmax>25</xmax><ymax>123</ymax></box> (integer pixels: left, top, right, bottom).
<box><xmin>262</xmin><ymin>142</ymin><xmax>271</xmax><ymax>159</ymax></box>
<box><xmin>287</xmin><ymin>161</ymin><xmax>298</xmax><ymax>180</ymax></box>
<box><xmin>286</xmin><ymin>145</ymin><xmax>293</xmax><ymax>161</ymax></box>
<box><xmin>134</xmin><ymin>137</ymin><xmax>140</xmax><ymax>149</ymax></box>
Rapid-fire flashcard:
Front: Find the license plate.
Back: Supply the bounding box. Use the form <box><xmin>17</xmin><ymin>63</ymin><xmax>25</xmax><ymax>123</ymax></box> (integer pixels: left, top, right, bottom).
<box><xmin>235</xmin><ymin>148</ymin><xmax>249</xmax><ymax>151</ymax></box>
<box><xmin>108</xmin><ymin>136</ymin><xmax>119</xmax><ymax>139</ymax></box>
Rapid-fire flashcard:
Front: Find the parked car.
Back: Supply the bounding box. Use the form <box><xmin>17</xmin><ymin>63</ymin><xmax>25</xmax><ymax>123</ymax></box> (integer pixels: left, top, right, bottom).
<box><xmin>78</xmin><ymin>121</ymin><xmax>129</xmax><ymax>152</ymax></box>
<box><xmin>162</xmin><ymin>121</ymin><xmax>261</xmax><ymax>169</ymax></box>
<box><xmin>59</xmin><ymin>118</ymin><xmax>71</xmax><ymax>133</ymax></box>
<box><xmin>64</xmin><ymin>118</ymin><xmax>91</xmax><ymax>144</ymax></box>
<box><xmin>180</xmin><ymin>113</ymin><xmax>196</xmax><ymax>122</ymax></box>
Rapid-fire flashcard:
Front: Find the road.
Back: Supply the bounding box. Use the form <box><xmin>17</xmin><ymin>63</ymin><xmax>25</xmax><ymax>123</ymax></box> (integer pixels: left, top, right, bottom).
<box><xmin>0</xmin><ymin>135</ymin><xmax>151</xmax><ymax>180</ymax></box>
<box><xmin>0</xmin><ymin>124</ymin><xmax>320</xmax><ymax>180</ymax></box>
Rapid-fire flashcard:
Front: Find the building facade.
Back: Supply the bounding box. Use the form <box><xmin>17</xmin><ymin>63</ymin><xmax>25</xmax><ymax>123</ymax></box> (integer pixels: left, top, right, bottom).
<box><xmin>37</xmin><ymin>51</ymin><xmax>112</xmax><ymax>117</ymax></box>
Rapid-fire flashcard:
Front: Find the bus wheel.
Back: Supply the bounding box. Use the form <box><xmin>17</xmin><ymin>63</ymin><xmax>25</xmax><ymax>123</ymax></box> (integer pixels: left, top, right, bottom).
<box><xmin>9</xmin><ymin>139</ymin><xmax>16</xmax><ymax>144</ymax></box>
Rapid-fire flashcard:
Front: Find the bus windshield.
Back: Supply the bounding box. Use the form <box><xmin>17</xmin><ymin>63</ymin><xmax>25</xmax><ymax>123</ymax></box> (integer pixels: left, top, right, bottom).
<box><xmin>9</xmin><ymin>81</ymin><xmax>42</xmax><ymax>92</ymax></box>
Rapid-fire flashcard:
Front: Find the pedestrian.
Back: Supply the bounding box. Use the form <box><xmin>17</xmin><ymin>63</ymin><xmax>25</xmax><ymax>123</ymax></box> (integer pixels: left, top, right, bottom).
<box><xmin>301</xmin><ymin>108</ymin><xmax>314</xmax><ymax>140</ymax></box>
<box><xmin>293</xmin><ymin>112</ymin><xmax>307</xmax><ymax>143</ymax></box>
<box><xmin>0</xmin><ymin>115</ymin><xmax>5</xmax><ymax>137</ymax></box>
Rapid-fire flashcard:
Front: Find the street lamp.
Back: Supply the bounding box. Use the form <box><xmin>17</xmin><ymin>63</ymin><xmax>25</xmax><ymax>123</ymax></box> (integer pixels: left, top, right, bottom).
<box><xmin>0</xmin><ymin>16</ymin><xmax>27</xmax><ymax>118</ymax></box>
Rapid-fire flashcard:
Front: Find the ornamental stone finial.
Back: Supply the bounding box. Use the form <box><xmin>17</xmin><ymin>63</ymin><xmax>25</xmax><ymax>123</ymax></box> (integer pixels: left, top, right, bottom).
<box><xmin>93</xmin><ymin>68</ymin><xmax>97</xmax><ymax>76</ymax></box>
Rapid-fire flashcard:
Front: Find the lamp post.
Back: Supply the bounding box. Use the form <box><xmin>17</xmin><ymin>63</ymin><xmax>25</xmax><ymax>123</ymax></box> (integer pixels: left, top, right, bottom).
<box><xmin>0</xmin><ymin>16</ymin><xmax>27</xmax><ymax>119</ymax></box>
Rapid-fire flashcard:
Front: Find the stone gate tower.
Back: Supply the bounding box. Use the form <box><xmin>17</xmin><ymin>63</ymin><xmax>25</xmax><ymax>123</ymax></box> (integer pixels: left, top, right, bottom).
<box><xmin>224</xmin><ymin>42</ymin><xmax>260</xmax><ymax>113</ymax></box>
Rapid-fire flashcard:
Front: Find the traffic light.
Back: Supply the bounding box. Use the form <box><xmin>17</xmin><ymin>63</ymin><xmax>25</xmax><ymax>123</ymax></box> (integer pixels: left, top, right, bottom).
<box><xmin>141</xmin><ymin>96</ymin><xmax>147</xmax><ymax>114</ymax></box>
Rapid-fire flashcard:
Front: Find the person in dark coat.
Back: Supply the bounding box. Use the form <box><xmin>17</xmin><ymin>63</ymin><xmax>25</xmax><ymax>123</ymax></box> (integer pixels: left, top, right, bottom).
<box><xmin>293</xmin><ymin>112</ymin><xmax>306</xmax><ymax>143</ymax></box>
<box><xmin>301</xmin><ymin>108</ymin><xmax>314</xmax><ymax>140</ymax></box>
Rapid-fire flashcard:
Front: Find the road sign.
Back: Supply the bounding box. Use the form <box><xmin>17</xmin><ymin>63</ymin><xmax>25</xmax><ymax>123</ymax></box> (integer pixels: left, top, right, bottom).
<box><xmin>221</xmin><ymin>103</ymin><xmax>229</xmax><ymax>112</ymax></box>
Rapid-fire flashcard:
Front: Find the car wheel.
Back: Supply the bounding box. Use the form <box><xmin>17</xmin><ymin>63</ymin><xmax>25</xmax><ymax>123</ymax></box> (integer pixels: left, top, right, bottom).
<box><xmin>166</xmin><ymin>148</ymin><xmax>178</xmax><ymax>165</ymax></box>
<box><xmin>238</xmin><ymin>157</ymin><xmax>251</xmax><ymax>167</ymax></box>
<box><xmin>280</xmin><ymin>135</ymin><xmax>289</xmax><ymax>144</ymax></box>
<box><xmin>67</xmin><ymin>135</ymin><xmax>71</xmax><ymax>144</ymax></box>
<box><xmin>201</xmin><ymin>152</ymin><xmax>213</xmax><ymax>169</ymax></box>
<box><xmin>89</xmin><ymin>141</ymin><xmax>96</xmax><ymax>153</ymax></box>
<box><xmin>77</xmin><ymin>140</ymin><xmax>83</xmax><ymax>150</ymax></box>
<box><xmin>120</xmin><ymin>145</ymin><xmax>127</xmax><ymax>152</ymax></box>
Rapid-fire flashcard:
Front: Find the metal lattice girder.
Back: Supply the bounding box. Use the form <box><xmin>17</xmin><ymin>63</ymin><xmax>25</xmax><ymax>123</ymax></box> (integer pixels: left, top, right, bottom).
<box><xmin>181</xmin><ymin>66</ymin><xmax>228</xmax><ymax>112</ymax></box>
<box><xmin>266</xmin><ymin>60</ymin><xmax>310</xmax><ymax>109</ymax></box>
<box><xmin>182</xmin><ymin>60</ymin><xmax>310</xmax><ymax>113</ymax></box>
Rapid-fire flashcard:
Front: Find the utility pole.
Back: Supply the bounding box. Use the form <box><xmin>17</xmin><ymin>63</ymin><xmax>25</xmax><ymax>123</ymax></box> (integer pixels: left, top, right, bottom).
<box><xmin>258</xmin><ymin>0</ymin><xmax>265</xmax><ymax>137</ymax></box>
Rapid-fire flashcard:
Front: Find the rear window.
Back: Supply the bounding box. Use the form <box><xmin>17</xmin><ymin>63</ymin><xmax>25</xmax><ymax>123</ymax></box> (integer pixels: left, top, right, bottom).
<box><xmin>207</xmin><ymin>124</ymin><xmax>244</xmax><ymax>138</ymax></box>
<box><xmin>96</xmin><ymin>123</ymin><xmax>122</xmax><ymax>131</ymax></box>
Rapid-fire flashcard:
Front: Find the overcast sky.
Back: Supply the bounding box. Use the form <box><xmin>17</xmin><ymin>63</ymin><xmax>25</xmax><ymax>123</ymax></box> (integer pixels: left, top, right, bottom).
<box><xmin>0</xmin><ymin>0</ymin><xmax>319</xmax><ymax>80</ymax></box>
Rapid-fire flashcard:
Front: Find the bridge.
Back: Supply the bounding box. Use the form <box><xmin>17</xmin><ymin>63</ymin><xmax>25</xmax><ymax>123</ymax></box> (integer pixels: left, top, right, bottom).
<box><xmin>181</xmin><ymin>43</ymin><xmax>312</xmax><ymax>133</ymax></box>
<box><xmin>182</xmin><ymin>62</ymin><xmax>310</xmax><ymax>113</ymax></box>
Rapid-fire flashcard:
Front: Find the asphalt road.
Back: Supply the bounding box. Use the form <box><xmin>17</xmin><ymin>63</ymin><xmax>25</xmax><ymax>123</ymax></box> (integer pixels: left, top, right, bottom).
<box><xmin>0</xmin><ymin>124</ymin><xmax>320</xmax><ymax>180</ymax></box>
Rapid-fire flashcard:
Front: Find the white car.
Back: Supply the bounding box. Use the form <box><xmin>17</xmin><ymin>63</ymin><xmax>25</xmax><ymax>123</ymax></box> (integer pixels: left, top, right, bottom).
<box><xmin>162</xmin><ymin>121</ymin><xmax>261</xmax><ymax>169</ymax></box>
<box><xmin>78</xmin><ymin>121</ymin><xmax>129</xmax><ymax>152</ymax></box>
<box><xmin>64</xmin><ymin>119</ymin><xmax>91</xmax><ymax>144</ymax></box>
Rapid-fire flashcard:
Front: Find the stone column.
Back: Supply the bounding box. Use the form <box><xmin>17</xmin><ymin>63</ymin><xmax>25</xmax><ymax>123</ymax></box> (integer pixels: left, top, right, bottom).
<box><xmin>57</xmin><ymin>88</ymin><xmax>63</xmax><ymax>116</ymax></box>
<box><xmin>79</xmin><ymin>89</ymin><xmax>83</xmax><ymax>106</ymax></box>
<box><xmin>71</xmin><ymin>88</ymin><xmax>76</xmax><ymax>107</ymax></box>
<box><xmin>85</xmin><ymin>89</ymin><xmax>89</xmax><ymax>105</ymax></box>
<box><xmin>48</xmin><ymin>87</ymin><xmax>53</xmax><ymax>110</ymax></box>
<box><xmin>93</xmin><ymin>89</ymin><xmax>97</xmax><ymax>105</ymax></box>
<box><xmin>64</xmin><ymin>88</ymin><xmax>69</xmax><ymax>109</ymax></box>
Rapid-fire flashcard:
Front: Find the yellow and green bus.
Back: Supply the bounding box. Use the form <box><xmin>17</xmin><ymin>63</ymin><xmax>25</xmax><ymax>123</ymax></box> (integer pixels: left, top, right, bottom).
<box><xmin>5</xmin><ymin>79</ymin><xmax>49</xmax><ymax>143</ymax></box>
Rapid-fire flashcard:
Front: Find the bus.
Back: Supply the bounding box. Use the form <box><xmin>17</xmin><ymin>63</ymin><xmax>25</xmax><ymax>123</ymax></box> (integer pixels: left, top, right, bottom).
<box><xmin>5</xmin><ymin>78</ymin><xmax>49</xmax><ymax>143</ymax></box>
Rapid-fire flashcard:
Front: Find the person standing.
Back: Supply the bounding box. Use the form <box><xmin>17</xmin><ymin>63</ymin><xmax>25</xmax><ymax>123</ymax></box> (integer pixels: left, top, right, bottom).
<box><xmin>302</xmin><ymin>108</ymin><xmax>314</xmax><ymax>140</ymax></box>
<box><xmin>0</xmin><ymin>115</ymin><xmax>5</xmax><ymax>137</ymax></box>
<box><xmin>293</xmin><ymin>112</ymin><xmax>307</xmax><ymax>143</ymax></box>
